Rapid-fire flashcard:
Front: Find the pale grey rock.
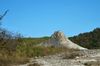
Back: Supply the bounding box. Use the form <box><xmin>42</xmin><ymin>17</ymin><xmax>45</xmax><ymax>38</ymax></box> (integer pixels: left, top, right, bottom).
<box><xmin>40</xmin><ymin>31</ymin><xmax>87</xmax><ymax>50</ymax></box>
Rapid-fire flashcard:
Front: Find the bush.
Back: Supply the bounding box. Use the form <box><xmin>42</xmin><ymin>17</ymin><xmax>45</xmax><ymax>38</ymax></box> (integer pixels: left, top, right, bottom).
<box><xmin>70</xmin><ymin>28</ymin><xmax>100</xmax><ymax>49</ymax></box>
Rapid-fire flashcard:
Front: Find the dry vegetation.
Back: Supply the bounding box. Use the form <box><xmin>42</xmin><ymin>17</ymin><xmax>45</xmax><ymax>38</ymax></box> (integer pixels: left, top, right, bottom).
<box><xmin>0</xmin><ymin>29</ymin><xmax>68</xmax><ymax>66</ymax></box>
<box><xmin>0</xmin><ymin>46</ymin><xmax>68</xmax><ymax>66</ymax></box>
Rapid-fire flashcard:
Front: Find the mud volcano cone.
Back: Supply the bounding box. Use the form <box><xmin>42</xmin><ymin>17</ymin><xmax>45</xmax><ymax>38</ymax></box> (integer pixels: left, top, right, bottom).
<box><xmin>41</xmin><ymin>31</ymin><xmax>87</xmax><ymax>50</ymax></box>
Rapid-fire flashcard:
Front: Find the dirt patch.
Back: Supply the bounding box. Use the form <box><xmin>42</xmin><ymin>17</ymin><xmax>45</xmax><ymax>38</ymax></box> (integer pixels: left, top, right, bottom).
<box><xmin>84</xmin><ymin>61</ymin><xmax>100</xmax><ymax>66</ymax></box>
<box><xmin>28</xmin><ymin>63</ymin><xmax>41</xmax><ymax>66</ymax></box>
<box><xmin>62</xmin><ymin>50</ymin><xmax>84</xmax><ymax>59</ymax></box>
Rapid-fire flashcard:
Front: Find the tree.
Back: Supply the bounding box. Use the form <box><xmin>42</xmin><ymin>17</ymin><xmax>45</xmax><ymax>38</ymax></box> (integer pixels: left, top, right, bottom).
<box><xmin>0</xmin><ymin>10</ymin><xmax>9</xmax><ymax>25</ymax></box>
<box><xmin>70</xmin><ymin>28</ymin><xmax>100</xmax><ymax>49</ymax></box>
<box><xmin>0</xmin><ymin>10</ymin><xmax>8</xmax><ymax>20</ymax></box>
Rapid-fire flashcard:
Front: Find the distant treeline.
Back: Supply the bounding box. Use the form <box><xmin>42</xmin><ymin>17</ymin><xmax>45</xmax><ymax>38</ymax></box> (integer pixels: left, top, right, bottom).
<box><xmin>69</xmin><ymin>28</ymin><xmax>100</xmax><ymax>49</ymax></box>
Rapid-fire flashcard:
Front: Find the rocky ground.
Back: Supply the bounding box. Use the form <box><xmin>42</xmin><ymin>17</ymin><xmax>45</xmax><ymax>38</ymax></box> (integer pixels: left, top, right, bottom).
<box><xmin>14</xmin><ymin>49</ymin><xmax>100</xmax><ymax>66</ymax></box>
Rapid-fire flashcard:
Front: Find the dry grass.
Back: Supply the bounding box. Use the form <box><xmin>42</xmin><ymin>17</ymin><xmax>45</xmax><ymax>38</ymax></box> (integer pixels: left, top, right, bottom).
<box><xmin>0</xmin><ymin>53</ymin><xmax>29</xmax><ymax>66</ymax></box>
<box><xmin>0</xmin><ymin>46</ymin><xmax>68</xmax><ymax>66</ymax></box>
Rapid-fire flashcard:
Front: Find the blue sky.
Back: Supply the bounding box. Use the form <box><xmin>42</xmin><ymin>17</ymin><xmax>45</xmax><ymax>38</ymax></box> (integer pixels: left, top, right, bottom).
<box><xmin>0</xmin><ymin>0</ymin><xmax>100</xmax><ymax>37</ymax></box>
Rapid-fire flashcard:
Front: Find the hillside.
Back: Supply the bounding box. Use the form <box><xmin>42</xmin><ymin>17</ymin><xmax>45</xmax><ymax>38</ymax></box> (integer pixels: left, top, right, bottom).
<box><xmin>69</xmin><ymin>28</ymin><xmax>100</xmax><ymax>49</ymax></box>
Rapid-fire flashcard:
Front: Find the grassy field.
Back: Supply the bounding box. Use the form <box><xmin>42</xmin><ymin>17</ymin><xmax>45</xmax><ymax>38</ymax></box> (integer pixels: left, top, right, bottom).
<box><xmin>0</xmin><ymin>37</ymin><xmax>69</xmax><ymax>66</ymax></box>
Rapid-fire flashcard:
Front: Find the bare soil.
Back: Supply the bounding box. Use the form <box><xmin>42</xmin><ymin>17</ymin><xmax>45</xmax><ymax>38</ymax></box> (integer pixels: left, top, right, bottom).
<box><xmin>14</xmin><ymin>49</ymin><xmax>100</xmax><ymax>66</ymax></box>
